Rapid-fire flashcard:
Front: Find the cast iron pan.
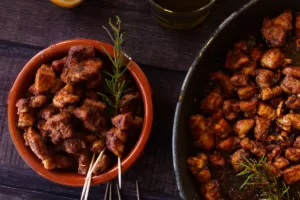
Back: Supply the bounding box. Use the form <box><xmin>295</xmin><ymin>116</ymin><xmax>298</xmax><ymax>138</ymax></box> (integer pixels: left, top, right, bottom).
<box><xmin>173</xmin><ymin>0</ymin><xmax>300</xmax><ymax>199</ymax></box>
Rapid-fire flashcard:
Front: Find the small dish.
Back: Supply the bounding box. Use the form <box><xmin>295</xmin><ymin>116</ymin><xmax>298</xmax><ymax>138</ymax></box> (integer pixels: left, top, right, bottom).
<box><xmin>7</xmin><ymin>39</ymin><xmax>153</xmax><ymax>186</ymax></box>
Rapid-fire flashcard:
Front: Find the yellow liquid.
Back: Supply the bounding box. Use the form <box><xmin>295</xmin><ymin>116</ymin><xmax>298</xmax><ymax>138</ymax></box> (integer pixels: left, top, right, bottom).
<box><xmin>153</xmin><ymin>0</ymin><xmax>210</xmax><ymax>12</ymax></box>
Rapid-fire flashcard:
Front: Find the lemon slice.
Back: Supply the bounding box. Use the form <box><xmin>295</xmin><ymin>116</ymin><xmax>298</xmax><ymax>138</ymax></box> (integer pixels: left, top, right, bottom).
<box><xmin>51</xmin><ymin>0</ymin><xmax>84</xmax><ymax>8</ymax></box>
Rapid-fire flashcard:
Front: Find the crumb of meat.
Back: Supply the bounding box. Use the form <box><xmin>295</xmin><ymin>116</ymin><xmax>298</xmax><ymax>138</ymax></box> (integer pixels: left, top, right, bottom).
<box><xmin>209</xmin><ymin>151</ymin><xmax>225</xmax><ymax>167</ymax></box>
<box><xmin>200</xmin><ymin>89</ymin><xmax>223</xmax><ymax>114</ymax></box>
<box><xmin>233</xmin><ymin>119</ymin><xmax>255</xmax><ymax>139</ymax></box>
<box><xmin>280</xmin><ymin>75</ymin><xmax>300</xmax><ymax>94</ymax></box>
<box><xmin>53</xmin><ymin>84</ymin><xmax>80</xmax><ymax>108</ymax></box>
<box><xmin>283</xmin><ymin>165</ymin><xmax>300</xmax><ymax>184</ymax></box>
<box><xmin>231</xmin><ymin>149</ymin><xmax>249</xmax><ymax>172</ymax></box>
<box><xmin>93</xmin><ymin>154</ymin><xmax>110</xmax><ymax>175</ymax></box>
<box><xmin>105</xmin><ymin>128</ymin><xmax>127</xmax><ymax>157</ymax></box>
<box><xmin>187</xmin><ymin>153</ymin><xmax>211</xmax><ymax>183</ymax></box>
<box><xmin>30</xmin><ymin>64</ymin><xmax>56</xmax><ymax>94</ymax></box>
<box><xmin>210</xmin><ymin>72</ymin><xmax>234</xmax><ymax>96</ymax></box>
<box><xmin>261</xmin><ymin>48</ymin><xmax>285</xmax><ymax>69</ymax></box>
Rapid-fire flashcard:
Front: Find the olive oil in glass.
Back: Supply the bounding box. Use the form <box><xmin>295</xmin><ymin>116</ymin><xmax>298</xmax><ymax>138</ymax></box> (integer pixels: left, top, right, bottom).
<box><xmin>149</xmin><ymin>0</ymin><xmax>215</xmax><ymax>29</ymax></box>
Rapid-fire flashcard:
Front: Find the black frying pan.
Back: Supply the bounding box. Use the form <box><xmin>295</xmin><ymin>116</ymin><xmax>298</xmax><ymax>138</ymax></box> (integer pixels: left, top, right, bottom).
<box><xmin>173</xmin><ymin>0</ymin><xmax>300</xmax><ymax>199</ymax></box>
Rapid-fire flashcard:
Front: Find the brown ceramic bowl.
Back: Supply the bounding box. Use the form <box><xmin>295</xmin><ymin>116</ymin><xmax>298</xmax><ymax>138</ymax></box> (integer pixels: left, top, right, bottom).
<box><xmin>7</xmin><ymin>39</ymin><xmax>153</xmax><ymax>186</ymax></box>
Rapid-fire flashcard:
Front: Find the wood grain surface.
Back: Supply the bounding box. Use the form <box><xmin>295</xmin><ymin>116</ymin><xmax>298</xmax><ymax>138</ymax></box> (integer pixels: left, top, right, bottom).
<box><xmin>0</xmin><ymin>0</ymin><xmax>250</xmax><ymax>199</ymax></box>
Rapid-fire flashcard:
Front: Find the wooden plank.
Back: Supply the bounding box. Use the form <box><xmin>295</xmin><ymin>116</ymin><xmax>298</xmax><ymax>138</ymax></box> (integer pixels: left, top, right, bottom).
<box><xmin>0</xmin><ymin>41</ymin><xmax>185</xmax><ymax>198</ymax></box>
<box><xmin>0</xmin><ymin>0</ymin><xmax>250</xmax><ymax>71</ymax></box>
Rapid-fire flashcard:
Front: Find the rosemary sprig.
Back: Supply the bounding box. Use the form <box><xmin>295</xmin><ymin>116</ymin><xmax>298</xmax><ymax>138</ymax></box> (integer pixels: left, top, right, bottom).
<box><xmin>98</xmin><ymin>15</ymin><xmax>134</xmax><ymax>116</ymax></box>
<box><xmin>237</xmin><ymin>156</ymin><xmax>293</xmax><ymax>200</ymax></box>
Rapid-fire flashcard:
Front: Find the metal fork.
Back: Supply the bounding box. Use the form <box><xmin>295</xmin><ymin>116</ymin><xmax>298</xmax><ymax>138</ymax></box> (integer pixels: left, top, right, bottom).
<box><xmin>104</xmin><ymin>180</ymin><xmax>140</xmax><ymax>200</ymax></box>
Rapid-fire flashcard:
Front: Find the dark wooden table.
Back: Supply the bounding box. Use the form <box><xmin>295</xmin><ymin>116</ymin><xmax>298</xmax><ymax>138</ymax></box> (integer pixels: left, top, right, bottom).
<box><xmin>0</xmin><ymin>0</ymin><xmax>250</xmax><ymax>199</ymax></box>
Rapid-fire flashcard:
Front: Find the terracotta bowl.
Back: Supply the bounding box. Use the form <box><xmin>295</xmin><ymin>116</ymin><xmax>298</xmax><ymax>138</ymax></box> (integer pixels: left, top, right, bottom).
<box><xmin>7</xmin><ymin>39</ymin><xmax>153</xmax><ymax>186</ymax></box>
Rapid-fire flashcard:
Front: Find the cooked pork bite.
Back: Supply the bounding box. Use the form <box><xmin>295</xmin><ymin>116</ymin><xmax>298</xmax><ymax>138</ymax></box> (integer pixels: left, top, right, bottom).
<box><xmin>30</xmin><ymin>64</ymin><xmax>56</xmax><ymax>94</ymax></box>
<box><xmin>213</xmin><ymin>118</ymin><xmax>232</xmax><ymax>138</ymax></box>
<box><xmin>210</xmin><ymin>72</ymin><xmax>234</xmax><ymax>96</ymax></box>
<box><xmin>53</xmin><ymin>84</ymin><xmax>80</xmax><ymax>108</ymax></box>
<box><xmin>260</xmin><ymin>48</ymin><xmax>285</xmax><ymax>69</ymax></box>
<box><xmin>111</xmin><ymin>113</ymin><xmax>143</xmax><ymax>132</ymax></box>
<box><xmin>78</xmin><ymin>151</ymin><xmax>91</xmax><ymax>175</ymax></box>
<box><xmin>283</xmin><ymin>66</ymin><xmax>300</xmax><ymax>78</ymax></box>
<box><xmin>51</xmin><ymin>57</ymin><xmax>67</xmax><ymax>75</ymax></box>
<box><xmin>223</xmin><ymin>100</ymin><xmax>238</xmax><ymax>121</ymax></box>
<box><xmin>266</xmin><ymin>144</ymin><xmax>282</xmax><ymax>162</ymax></box>
<box><xmin>39</xmin><ymin>104</ymin><xmax>59</xmax><ymax>120</ymax></box>
<box><xmin>200</xmin><ymin>180</ymin><xmax>221</xmax><ymax>200</ymax></box>
<box><xmin>61</xmin><ymin>58</ymin><xmax>102</xmax><ymax>84</ymax></box>
<box><xmin>240</xmin><ymin>138</ymin><xmax>266</xmax><ymax>158</ymax></box>
<box><xmin>254</xmin><ymin>116</ymin><xmax>271</xmax><ymax>140</ymax></box>
<box><xmin>187</xmin><ymin>153</ymin><xmax>211</xmax><ymax>183</ymax></box>
<box><xmin>62</xmin><ymin>138</ymin><xmax>86</xmax><ymax>155</ymax></box>
<box><xmin>119</xmin><ymin>92</ymin><xmax>141</xmax><ymax>114</ymax></box>
<box><xmin>280</xmin><ymin>75</ymin><xmax>300</xmax><ymax>94</ymax></box>
<box><xmin>232</xmin><ymin>97</ymin><xmax>258</xmax><ymax>113</ymax></box>
<box><xmin>261</xmin><ymin>10</ymin><xmax>292</xmax><ymax>47</ymax></box>
<box><xmin>264</xmin><ymin>163</ymin><xmax>281</xmax><ymax>179</ymax></box>
<box><xmin>209</xmin><ymin>151</ymin><xmax>225</xmax><ymax>167</ymax></box>
<box><xmin>285</xmin><ymin>95</ymin><xmax>300</xmax><ymax>110</ymax></box>
<box><xmin>230</xmin><ymin>73</ymin><xmax>249</xmax><ymax>88</ymax></box>
<box><xmin>105</xmin><ymin>128</ymin><xmax>127</xmax><ymax>157</ymax></box>
<box><xmin>261</xmin><ymin>86</ymin><xmax>283</xmax><ymax>101</ymax></box>
<box><xmin>24</xmin><ymin>127</ymin><xmax>49</xmax><ymax>161</ymax></box>
<box><xmin>50</xmin><ymin>78</ymin><xmax>65</xmax><ymax>94</ymax></box>
<box><xmin>16</xmin><ymin>98</ymin><xmax>30</xmax><ymax>114</ymax></box>
<box><xmin>18</xmin><ymin>112</ymin><xmax>35</xmax><ymax>128</ymax></box>
<box><xmin>241</xmin><ymin>60</ymin><xmax>257</xmax><ymax>76</ymax></box>
<box><xmin>93</xmin><ymin>154</ymin><xmax>110</xmax><ymax>175</ymax></box>
<box><xmin>86</xmin><ymin>72</ymin><xmax>102</xmax><ymax>89</ymax></box>
<box><xmin>249</xmin><ymin>46</ymin><xmax>264</xmax><ymax>61</ymax></box>
<box><xmin>217</xmin><ymin>136</ymin><xmax>240</xmax><ymax>151</ymax></box>
<box><xmin>233</xmin><ymin>119</ymin><xmax>255</xmax><ymax>139</ymax></box>
<box><xmin>43</xmin><ymin>155</ymin><xmax>74</xmax><ymax>170</ymax></box>
<box><xmin>200</xmin><ymin>89</ymin><xmax>223</xmax><ymax>114</ymax></box>
<box><xmin>231</xmin><ymin>149</ymin><xmax>249</xmax><ymax>172</ymax></box>
<box><xmin>43</xmin><ymin>112</ymin><xmax>74</xmax><ymax>144</ymax></box>
<box><xmin>225</xmin><ymin>49</ymin><xmax>250</xmax><ymax>70</ymax></box>
<box><xmin>255</xmin><ymin>69</ymin><xmax>275</xmax><ymax>88</ymax></box>
<box><xmin>68</xmin><ymin>45</ymin><xmax>95</xmax><ymax>61</ymax></box>
<box><xmin>283</xmin><ymin>165</ymin><xmax>300</xmax><ymax>184</ymax></box>
<box><xmin>237</xmin><ymin>84</ymin><xmax>257</xmax><ymax>100</ymax></box>
<box><xmin>73</xmin><ymin>99</ymin><xmax>107</xmax><ymax>132</ymax></box>
<box><xmin>257</xmin><ymin>102</ymin><xmax>276</xmax><ymax>120</ymax></box>
<box><xmin>293</xmin><ymin>136</ymin><xmax>300</xmax><ymax>149</ymax></box>
<box><xmin>90</xmin><ymin>139</ymin><xmax>106</xmax><ymax>153</ymax></box>
<box><xmin>285</xmin><ymin>148</ymin><xmax>300</xmax><ymax>162</ymax></box>
<box><xmin>273</xmin><ymin>157</ymin><xmax>289</xmax><ymax>170</ymax></box>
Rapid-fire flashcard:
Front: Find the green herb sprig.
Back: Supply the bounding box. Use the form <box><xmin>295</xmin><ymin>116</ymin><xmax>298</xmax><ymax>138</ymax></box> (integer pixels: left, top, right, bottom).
<box><xmin>237</xmin><ymin>156</ymin><xmax>297</xmax><ymax>200</ymax></box>
<box><xmin>98</xmin><ymin>16</ymin><xmax>135</xmax><ymax>116</ymax></box>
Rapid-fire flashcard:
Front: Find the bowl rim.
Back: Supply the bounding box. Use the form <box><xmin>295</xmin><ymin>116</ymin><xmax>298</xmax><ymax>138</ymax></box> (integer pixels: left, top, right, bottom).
<box><xmin>172</xmin><ymin>0</ymin><xmax>260</xmax><ymax>199</ymax></box>
<box><xmin>7</xmin><ymin>39</ymin><xmax>153</xmax><ymax>186</ymax></box>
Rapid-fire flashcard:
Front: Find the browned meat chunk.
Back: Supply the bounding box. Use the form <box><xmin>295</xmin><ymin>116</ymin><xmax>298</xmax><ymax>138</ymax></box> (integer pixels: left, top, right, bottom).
<box><xmin>24</xmin><ymin>127</ymin><xmax>49</xmax><ymax>161</ymax></box>
<box><xmin>68</xmin><ymin>45</ymin><xmax>95</xmax><ymax>61</ymax></box>
<box><xmin>119</xmin><ymin>92</ymin><xmax>141</xmax><ymax>114</ymax></box>
<box><xmin>78</xmin><ymin>151</ymin><xmax>91</xmax><ymax>175</ymax></box>
<box><xmin>18</xmin><ymin>112</ymin><xmax>35</xmax><ymax>128</ymax></box>
<box><xmin>187</xmin><ymin>153</ymin><xmax>211</xmax><ymax>183</ymax></box>
<box><xmin>294</xmin><ymin>136</ymin><xmax>300</xmax><ymax>149</ymax></box>
<box><xmin>210</xmin><ymin>72</ymin><xmax>234</xmax><ymax>96</ymax></box>
<box><xmin>283</xmin><ymin>165</ymin><xmax>300</xmax><ymax>184</ymax></box>
<box><xmin>230</xmin><ymin>74</ymin><xmax>248</xmax><ymax>88</ymax></box>
<box><xmin>241</xmin><ymin>60</ymin><xmax>257</xmax><ymax>76</ymax></box>
<box><xmin>90</xmin><ymin>139</ymin><xmax>106</xmax><ymax>153</ymax></box>
<box><xmin>223</xmin><ymin>100</ymin><xmax>238</xmax><ymax>121</ymax></box>
<box><xmin>285</xmin><ymin>148</ymin><xmax>300</xmax><ymax>162</ymax></box>
<box><xmin>16</xmin><ymin>99</ymin><xmax>30</xmax><ymax>114</ymax></box>
<box><xmin>61</xmin><ymin>58</ymin><xmax>102</xmax><ymax>84</ymax></box>
<box><xmin>285</xmin><ymin>113</ymin><xmax>300</xmax><ymax>130</ymax></box>
<box><xmin>43</xmin><ymin>112</ymin><xmax>74</xmax><ymax>144</ymax></box>
<box><xmin>255</xmin><ymin>69</ymin><xmax>275</xmax><ymax>88</ymax></box>
<box><xmin>53</xmin><ymin>84</ymin><xmax>80</xmax><ymax>108</ymax></box>
<box><xmin>86</xmin><ymin>72</ymin><xmax>102</xmax><ymax>89</ymax></box>
<box><xmin>30</xmin><ymin>64</ymin><xmax>56</xmax><ymax>94</ymax></box>
<box><xmin>234</xmin><ymin>41</ymin><xmax>248</xmax><ymax>52</ymax></box>
<box><xmin>111</xmin><ymin>113</ymin><xmax>143</xmax><ymax>132</ymax></box>
<box><xmin>261</xmin><ymin>10</ymin><xmax>292</xmax><ymax>47</ymax></box>
<box><xmin>264</xmin><ymin>163</ymin><xmax>281</xmax><ymax>179</ymax></box>
<box><xmin>280</xmin><ymin>75</ymin><xmax>300</xmax><ymax>94</ymax></box>
<box><xmin>189</xmin><ymin>115</ymin><xmax>214</xmax><ymax>151</ymax></box>
<box><xmin>273</xmin><ymin>157</ymin><xmax>289</xmax><ymax>170</ymax></box>
<box><xmin>105</xmin><ymin>128</ymin><xmax>127</xmax><ymax>157</ymax></box>
<box><xmin>62</xmin><ymin>138</ymin><xmax>86</xmax><ymax>155</ymax></box>
<box><xmin>285</xmin><ymin>95</ymin><xmax>300</xmax><ymax>110</ymax></box>
<box><xmin>283</xmin><ymin>66</ymin><xmax>300</xmax><ymax>78</ymax></box>
<box><xmin>38</xmin><ymin>104</ymin><xmax>59</xmax><ymax>120</ymax></box>
<box><xmin>200</xmin><ymin>180</ymin><xmax>221</xmax><ymax>200</ymax></box>
<box><xmin>43</xmin><ymin>155</ymin><xmax>74</xmax><ymax>170</ymax></box>
<box><xmin>200</xmin><ymin>90</ymin><xmax>223</xmax><ymax>114</ymax></box>
<box><xmin>266</xmin><ymin>144</ymin><xmax>282</xmax><ymax>162</ymax></box>
<box><xmin>240</xmin><ymin>138</ymin><xmax>266</xmax><ymax>158</ymax></box>
<box><xmin>276</xmin><ymin>115</ymin><xmax>292</xmax><ymax>131</ymax></box>
<box><xmin>29</xmin><ymin>95</ymin><xmax>47</xmax><ymax>108</ymax></box>
<box><xmin>232</xmin><ymin>97</ymin><xmax>258</xmax><ymax>113</ymax></box>
<box><xmin>51</xmin><ymin>57</ymin><xmax>67</xmax><ymax>75</ymax></box>
<box><xmin>209</xmin><ymin>151</ymin><xmax>225</xmax><ymax>167</ymax></box>
<box><xmin>250</xmin><ymin>46</ymin><xmax>264</xmax><ymax>61</ymax></box>
<box><xmin>233</xmin><ymin>119</ymin><xmax>255</xmax><ymax>139</ymax></box>
<box><xmin>225</xmin><ymin>49</ymin><xmax>250</xmax><ymax>70</ymax></box>
<box><xmin>261</xmin><ymin>86</ymin><xmax>282</xmax><ymax>101</ymax></box>
<box><xmin>217</xmin><ymin>137</ymin><xmax>240</xmax><ymax>151</ymax></box>
<box><xmin>261</xmin><ymin>48</ymin><xmax>285</xmax><ymax>69</ymax></box>
<box><xmin>213</xmin><ymin>118</ymin><xmax>232</xmax><ymax>138</ymax></box>
<box><xmin>212</xmin><ymin>109</ymin><xmax>223</xmax><ymax>120</ymax></box>
<box><xmin>257</xmin><ymin>102</ymin><xmax>276</xmax><ymax>120</ymax></box>
<box><xmin>231</xmin><ymin>149</ymin><xmax>249</xmax><ymax>172</ymax></box>
<box><xmin>50</xmin><ymin>78</ymin><xmax>65</xmax><ymax>94</ymax></box>
<box><xmin>74</xmin><ymin>99</ymin><xmax>106</xmax><ymax>132</ymax></box>
<box><xmin>93</xmin><ymin>154</ymin><xmax>110</xmax><ymax>175</ymax></box>
<box><xmin>254</xmin><ymin>116</ymin><xmax>271</xmax><ymax>140</ymax></box>
<box><xmin>237</xmin><ymin>85</ymin><xmax>257</xmax><ymax>100</ymax></box>
<box><xmin>269</xmin><ymin>97</ymin><xmax>284</xmax><ymax>108</ymax></box>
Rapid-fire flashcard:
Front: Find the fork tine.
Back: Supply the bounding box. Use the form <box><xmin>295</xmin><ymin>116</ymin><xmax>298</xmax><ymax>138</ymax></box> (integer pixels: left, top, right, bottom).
<box><xmin>109</xmin><ymin>181</ymin><xmax>112</xmax><ymax>200</ymax></box>
<box><xmin>104</xmin><ymin>181</ymin><xmax>110</xmax><ymax>200</ymax></box>
<box><xmin>116</xmin><ymin>183</ymin><xmax>122</xmax><ymax>200</ymax></box>
<box><xmin>136</xmin><ymin>180</ymin><xmax>140</xmax><ymax>200</ymax></box>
